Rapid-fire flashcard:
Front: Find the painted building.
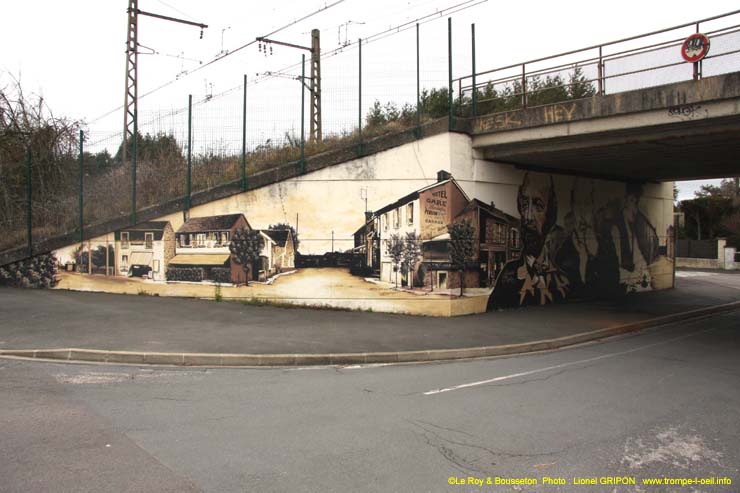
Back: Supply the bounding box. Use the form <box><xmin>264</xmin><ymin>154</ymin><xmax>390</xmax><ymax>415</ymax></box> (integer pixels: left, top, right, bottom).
<box><xmin>256</xmin><ymin>229</ymin><xmax>296</xmax><ymax>280</ymax></box>
<box><xmin>420</xmin><ymin>199</ymin><xmax>521</xmax><ymax>290</ymax></box>
<box><xmin>374</xmin><ymin>170</ymin><xmax>471</xmax><ymax>288</ymax></box>
<box><xmin>352</xmin><ymin>212</ymin><xmax>380</xmax><ymax>276</ymax></box>
<box><xmin>114</xmin><ymin>221</ymin><xmax>175</xmax><ymax>281</ymax></box>
<box><xmin>454</xmin><ymin>199</ymin><xmax>521</xmax><ymax>288</ymax></box>
<box><xmin>171</xmin><ymin>213</ymin><xmax>251</xmax><ymax>284</ymax></box>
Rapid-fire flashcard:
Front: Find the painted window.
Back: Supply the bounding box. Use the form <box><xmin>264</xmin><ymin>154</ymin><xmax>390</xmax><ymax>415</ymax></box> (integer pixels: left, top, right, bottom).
<box><xmin>121</xmin><ymin>232</ymin><xmax>129</xmax><ymax>249</ymax></box>
<box><xmin>145</xmin><ymin>232</ymin><xmax>153</xmax><ymax>249</ymax></box>
<box><xmin>407</xmin><ymin>203</ymin><xmax>414</xmax><ymax>225</ymax></box>
<box><xmin>121</xmin><ymin>255</ymin><xmax>128</xmax><ymax>269</ymax></box>
<box><xmin>510</xmin><ymin>228</ymin><xmax>521</xmax><ymax>249</ymax></box>
<box><xmin>153</xmin><ymin>260</ymin><xmax>160</xmax><ymax>273</ymax></box>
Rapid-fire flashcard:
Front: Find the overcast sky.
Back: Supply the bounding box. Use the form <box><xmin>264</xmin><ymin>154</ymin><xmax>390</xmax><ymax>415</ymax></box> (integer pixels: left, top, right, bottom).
<box><xmin>2</xmin><ymin>0</ymin><xmax>738</xmax><ymax>199</ymax></box>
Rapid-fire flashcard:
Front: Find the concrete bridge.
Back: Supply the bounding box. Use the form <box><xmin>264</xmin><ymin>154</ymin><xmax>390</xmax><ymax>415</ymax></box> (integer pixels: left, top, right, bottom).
<box><xmin>465</xmin><ymin>71</ymin><xmax>740</xmax><ymax>182</ymax></box>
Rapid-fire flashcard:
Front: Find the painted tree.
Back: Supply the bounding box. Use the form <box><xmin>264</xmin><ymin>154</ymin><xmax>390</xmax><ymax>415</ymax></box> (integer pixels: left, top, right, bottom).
<box><xmin>402</xmin><ymin>231</ymin><xmax>422</xmax><ymax>289</ymax></box>
<box><xmin>385</xmin><ymin>233</ymin><xmax>403</xmax><ymax>287</ymax></box>
<box><xmin>229</xmin><ymin>227</ymin><xmax>264</xmax><ymax>286</ymax></box>
<box><xmin>448</xmin><ymin>219</ymin><xmax>476</xmax><ymax>296</ymax></box>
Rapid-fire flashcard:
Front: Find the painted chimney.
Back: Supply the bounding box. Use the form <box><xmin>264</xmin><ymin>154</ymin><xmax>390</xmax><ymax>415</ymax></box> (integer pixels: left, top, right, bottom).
<box><xmin>437</xmin><ymin>170</ymin><xmax>452</xmax><ymax>182</ymax></box>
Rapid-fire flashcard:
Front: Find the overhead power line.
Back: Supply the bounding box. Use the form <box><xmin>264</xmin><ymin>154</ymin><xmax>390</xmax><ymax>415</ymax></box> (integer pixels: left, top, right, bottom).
<box><xmin>125</xmin><ymin>0</ymin><xmax>488</xmax><ymax>132</ymax></box>
<box><xmin>89</xmin><ymin>0</ymin><xmax>346</xmax><ymax>125</ymax></box>
<box><xmin>252</xmin><ymin>0</ymin><xmax>487</xmax><ymax>84</ymax></box>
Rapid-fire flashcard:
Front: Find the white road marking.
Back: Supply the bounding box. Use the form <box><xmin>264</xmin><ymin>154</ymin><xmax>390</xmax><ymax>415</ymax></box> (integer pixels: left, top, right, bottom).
<box><xmin>424</xmin><ymin>325</ymin><xmax>720</xmax><ymax>395</ymax></box>
<box><xmin>342</xmin><ymin>363</ymin><xmax>394</xmax><ymax>370</ymax></box>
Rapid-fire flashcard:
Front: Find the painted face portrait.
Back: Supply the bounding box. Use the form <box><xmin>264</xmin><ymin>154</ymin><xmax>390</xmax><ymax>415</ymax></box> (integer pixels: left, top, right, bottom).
<box><xmin>517</xmin><ymin>173</ymin><xmax>556</xmax><ymax>256</ymax></box>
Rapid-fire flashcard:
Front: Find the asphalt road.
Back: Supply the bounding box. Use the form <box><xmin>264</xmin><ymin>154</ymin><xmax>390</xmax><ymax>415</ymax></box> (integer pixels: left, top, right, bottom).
<box><xmin>1</xmin><ymin>309</ymin><xmax>738</xmax><ymax>492</ymax></box>
<box><xmin>1</xmin><ymin>272</ymin><xmax>738</xmax><ymax>354</ymax></box>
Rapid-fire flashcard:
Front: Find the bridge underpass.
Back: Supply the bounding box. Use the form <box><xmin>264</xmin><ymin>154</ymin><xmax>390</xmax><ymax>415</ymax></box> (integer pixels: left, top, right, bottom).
<box><xmin>468</xmin><ymin>72</ymin><xmax>740</xmax><ymax>182</ymax></box>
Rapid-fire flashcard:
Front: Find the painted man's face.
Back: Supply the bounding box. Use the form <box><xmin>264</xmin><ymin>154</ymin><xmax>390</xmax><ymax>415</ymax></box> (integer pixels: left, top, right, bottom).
<box><xmin>518</xmin><ymin>174</ymin><xmax>552</xmax><ymax>255</ymax></box>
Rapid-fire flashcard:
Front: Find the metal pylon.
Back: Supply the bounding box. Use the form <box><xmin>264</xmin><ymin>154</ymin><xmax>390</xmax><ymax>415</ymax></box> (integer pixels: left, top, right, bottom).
<box><xmin>123</xmin><ymin>0</ymin><xmax>138</xmax><ymax>163</ymax></box>
<box><xmin>309</xmin><ymin>29</ymin><xmax>322</xmax><ymax>143</ymax></box>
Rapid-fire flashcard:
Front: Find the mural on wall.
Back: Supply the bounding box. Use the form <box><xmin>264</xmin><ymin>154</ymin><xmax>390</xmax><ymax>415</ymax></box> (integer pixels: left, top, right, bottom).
<box><xmin>487</xmin><ymin>173</ymin><xmax>671</xmax><ymax>310</ymax></box>
<box><xmin>46</xmin><ymin>161</ymin><xmax>673</xmax><ymax>316</ymax></box>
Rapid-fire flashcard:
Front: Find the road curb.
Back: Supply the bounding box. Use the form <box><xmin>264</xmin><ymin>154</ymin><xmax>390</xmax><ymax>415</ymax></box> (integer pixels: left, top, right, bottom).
<box><xmin>2</xmin><ymin>301</ymin><xmax>739</xmax><ymax>367</ymax></box>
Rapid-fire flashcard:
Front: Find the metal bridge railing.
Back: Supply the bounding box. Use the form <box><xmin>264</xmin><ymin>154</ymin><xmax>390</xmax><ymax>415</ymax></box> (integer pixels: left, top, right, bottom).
<box><xmin>454</xmin><ymin>9</ymin><xmax>740</xmax><ymax>117</ymax></box>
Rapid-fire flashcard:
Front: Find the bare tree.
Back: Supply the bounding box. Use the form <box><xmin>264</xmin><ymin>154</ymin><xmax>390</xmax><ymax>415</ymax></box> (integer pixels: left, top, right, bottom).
<box><xmin>402</xmin><ymin>231</ymin><xmax>422</xmax><ymax>289</ymax></box>
<box><xmin>385</xmin><ymin>233</ymin><xmax>403</xmax><ymax>287</ymax></box>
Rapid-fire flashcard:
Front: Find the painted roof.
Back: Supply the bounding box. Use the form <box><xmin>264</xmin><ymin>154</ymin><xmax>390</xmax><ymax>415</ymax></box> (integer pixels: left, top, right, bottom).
<box><xmin>374</xmin><ymin>178</ymin><xmax>470</xmax><ymax>217</ymax></box>
<box><xmin>129</xmin><ymin>252</ymin><xmax>153</xmax><ymax>265</ymax></box>
<box><xmin>456</xmin><ymin>198</ymin><xmax>518</xmax><ymax>223</ymax></box>
<box><xmin>259</xmin><ymin>229</ymin><xmax>291</xmax><ymax>246</ymax></box>
<box><xmin>176</xmin><ymin>214</ymin><xmax>247</xmax><ymax>234</ymax></box>
<box><xmin>169</xmin><ymin>254</ymin><xmax>231</xmax><ymax>266</ymax></box>
<box><xmin>120</xmin><ymin>221</ymin><xmax>171</xmax><ymax>231</ymax></box>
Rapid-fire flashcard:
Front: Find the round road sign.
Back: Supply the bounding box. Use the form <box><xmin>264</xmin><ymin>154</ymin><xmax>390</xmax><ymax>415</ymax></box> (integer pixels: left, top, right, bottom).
<box><xmin>681</xmin><ymin>33</ymin><xmax>710</xmax><ymax>63</ymax></box>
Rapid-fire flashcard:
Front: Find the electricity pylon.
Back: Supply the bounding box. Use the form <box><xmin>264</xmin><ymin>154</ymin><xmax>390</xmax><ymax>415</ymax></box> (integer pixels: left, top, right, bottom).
<box><xmin>122</xmin><ymin>0</ymin><xmax>208</xmax><ymax>162</ymax></box>
<box><xmin>257</xmin><ymin>29</ymin><xmax>322</xmax><ymax>143</ymax></box>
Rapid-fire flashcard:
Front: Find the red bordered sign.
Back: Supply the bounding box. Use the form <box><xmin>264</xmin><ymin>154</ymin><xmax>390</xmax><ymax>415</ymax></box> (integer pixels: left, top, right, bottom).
<box><xmin>681</xmin><ymin>33</ymin><xmax>710</xmax><ymax>62</ymax></box>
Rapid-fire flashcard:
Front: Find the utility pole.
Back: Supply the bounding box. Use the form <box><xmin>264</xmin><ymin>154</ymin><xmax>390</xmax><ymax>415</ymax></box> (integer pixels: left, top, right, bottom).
<box><xmin>257</xmin><ymin>30</ymin><xmax>322</xmax><ymax>143</ymax></box>
<box><xmin>123</xmin><ymin>0</ymin><xmax>207</xmax><ymax>162</ymax></box>
<box><xmin>309</xmin><ymin>29</ymin><xmax>322</xmax><ymax>144</ymax></box>
<box><xmin>123</xmin><ymin>0</ymin><xmax>138</xmax><ymax>164</ymax></box>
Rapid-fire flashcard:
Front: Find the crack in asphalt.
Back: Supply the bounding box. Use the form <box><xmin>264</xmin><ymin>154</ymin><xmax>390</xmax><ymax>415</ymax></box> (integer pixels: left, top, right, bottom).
<box><xmin>408</xmin><ymin>418</ymin><xmax>570</xmax><ymax>474</ymax></box>
<box><xmin>411</xmin><ymin>419</ymin><xmax>478</xmax><ymax>439</ymax></box>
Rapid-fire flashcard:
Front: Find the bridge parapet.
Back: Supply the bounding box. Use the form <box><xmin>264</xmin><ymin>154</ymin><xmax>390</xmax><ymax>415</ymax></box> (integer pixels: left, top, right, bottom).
<box><xmin>466</xmin><ymin>71</ymin><xmax>740</xmax><ymax>137</ymax></box>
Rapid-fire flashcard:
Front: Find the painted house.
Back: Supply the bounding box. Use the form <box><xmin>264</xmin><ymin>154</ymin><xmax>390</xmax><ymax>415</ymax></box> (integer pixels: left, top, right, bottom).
<box><xmin>352</xmin><ymin>212</ymin><xmax>380</xmax><ymax>276</ymax></box>
<box><xmin>171</xmin><ymin>213</ymin><xmax>251</xmax><ymax>284</ymax></box>
<box><xmin>374</xmin><ymin>170</ymin><xmax>470</xmax><ymax>288</ymax></box>
<box><xmin>114</xmin><ymin>221</ymin><xmax>175</xmax><ymax>281</ymax></box>
<box><xmin>256</xmin><ymin>229</ymin><xmax>296</xmax><ymax>280</ymax></box>
<box><xmin>424</xmin><ymin>199</ymin><xmax>521</xmax><ymax>289</ymax></box>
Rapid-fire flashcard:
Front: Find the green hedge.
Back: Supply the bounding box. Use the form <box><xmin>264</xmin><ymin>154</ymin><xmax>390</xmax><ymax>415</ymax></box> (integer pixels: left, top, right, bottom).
<box><xmin>0</xmin><ymin>253</ymin><xmax>58</xmax><ymax>288</ymax></box>
<box><xmin>166</xmin><ymin>267</ymin><xmax>203</xmax><ymax>282</ymax></box>
<box><xmin>212</xmin><ymin>267</ymin><xmax>231</xmax><ymax>284</ymax></box>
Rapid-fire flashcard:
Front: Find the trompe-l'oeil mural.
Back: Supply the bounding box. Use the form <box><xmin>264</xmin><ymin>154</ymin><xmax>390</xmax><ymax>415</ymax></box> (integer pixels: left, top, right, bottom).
<box><xmin>488</xmin><ymin>174</ymin><xmax>669</xmax><ymax>310</ymax></box>
<box><xmin>10</xmin><ymin>166</ymin><xmax>671</xmax><ymax>317</ymax></box>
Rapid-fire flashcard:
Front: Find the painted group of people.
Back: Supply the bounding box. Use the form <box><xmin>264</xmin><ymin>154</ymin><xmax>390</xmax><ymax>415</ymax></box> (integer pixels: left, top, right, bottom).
<box><xmin>487</xmin><ymin>173</ymin><xmax>662</xmax><ymax>311</ymax></box>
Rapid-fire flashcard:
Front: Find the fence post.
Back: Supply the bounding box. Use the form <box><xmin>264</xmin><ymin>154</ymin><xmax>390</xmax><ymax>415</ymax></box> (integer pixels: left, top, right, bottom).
<box><xmin>471</xmin><ymin>23</ymin><xmax>477</xmax><ymax>117</ymax></box>
<box><xmin>241</xmin><ymin>74</ymin><xmax>247</xmax><ymax>192</ymax></box>
<box><xmin>186</xmin><ymin>94</ymin><xmax>192</xmax><ymax>211</ymax></box>
<box><xmin>597</xmin><ymin>46</ymin><xmax>603</xmax><ymax>96</ymax></box>
<box><xmin>672</xmin><ymin>213</ymin><xmax>677</xmax><ymax>288</ymax></box>
<box><xmin>132</xmin><ymin>109</ymin><xmax>137</xmax><ymax>225</ymax></box>
<box><xmin>694</xmin><ymin>22</ymin><xmax>701</xmax><ymax>81</ymax></box>
<box><xmin>79</xmin><ymin>129</ymin><xmax>84</xmax><ymax>243</ymax></box>
<box><xmin>447</xmin><ymin>18</ymin><xmax>453</xmax><ymax>130</ymax></box>
<box><xmin>300</xmin><ymin>54</ymin><xmax>306</xmax><ymax>174</ymax></box>
<box><xmin>416</xmin><ymin>23</ymin><xmax>421</xmax><ymax>138</ymax></box>
<box><xmin>357</xmin><ymin>38</ymin><xmax>363</xmax><ymax>157</ymax></box>
<box><xmin>26</xmin><ymin>148</ymin><xmax>32</xmax><ymax>257</ymax></box>
<box><xmin>521</xmin><ymin>64</ymin><xmax>527</xmax><ymax>108</ymax></box>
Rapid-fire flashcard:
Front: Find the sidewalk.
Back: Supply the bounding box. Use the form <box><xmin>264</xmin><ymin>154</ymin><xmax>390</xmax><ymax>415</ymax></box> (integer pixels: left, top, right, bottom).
<box><xmin>0</xmin><ymin>273</ymin><xmax>738</xmax><ymax>364</ymax></box>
